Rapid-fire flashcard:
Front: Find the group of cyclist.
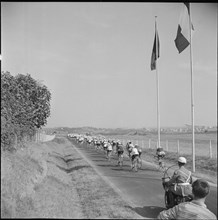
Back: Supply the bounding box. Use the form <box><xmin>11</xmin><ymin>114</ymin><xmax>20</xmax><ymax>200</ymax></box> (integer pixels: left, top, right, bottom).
<box><xmin>69</xmin><ymin>133</ymin><xmax>143</xmax><ymax>171</ymax></box>
<box><xmin>68</xmin><ymin>133</ymin><xmax>216</xmax><ymax>219</ymax></box>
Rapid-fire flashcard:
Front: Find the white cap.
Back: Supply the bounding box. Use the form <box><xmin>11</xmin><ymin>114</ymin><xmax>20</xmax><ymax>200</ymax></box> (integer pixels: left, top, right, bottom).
<box><xmin>178</xmin><ymin>157</ymin><xmax>187</xmax><ymax>164</ymax></box>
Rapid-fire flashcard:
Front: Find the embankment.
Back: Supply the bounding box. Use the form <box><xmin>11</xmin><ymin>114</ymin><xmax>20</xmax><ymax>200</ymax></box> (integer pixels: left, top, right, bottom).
<box><xmin>1</xmin><ymin>137</ymin><xmax>142</xmax><ymax>219</ymax></box>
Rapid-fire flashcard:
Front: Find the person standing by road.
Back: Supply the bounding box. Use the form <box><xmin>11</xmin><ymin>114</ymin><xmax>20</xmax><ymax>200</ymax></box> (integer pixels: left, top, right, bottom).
<box><xmin>157</xmin><ymin>178</ymin><xmax>217</xmax><ymax>219</ymax></box>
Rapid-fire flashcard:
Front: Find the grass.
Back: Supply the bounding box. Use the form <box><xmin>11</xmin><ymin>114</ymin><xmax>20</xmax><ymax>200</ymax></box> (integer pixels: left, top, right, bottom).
<box><xmin>1</xmin><ymin>137</ymin><xmax>143</xmax><ymax>219</ymax></box>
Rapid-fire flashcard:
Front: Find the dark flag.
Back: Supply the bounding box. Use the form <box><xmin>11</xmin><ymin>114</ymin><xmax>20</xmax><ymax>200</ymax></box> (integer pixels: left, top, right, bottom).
<box><xmin>175</xmin><ymin>3</ymin><xmax>194</xmax><ymax>53</ymax></box>
<box><xmin>151</xmin><ymin>22</ymin><xmax>160</xmax><ymax>71</ymax></box>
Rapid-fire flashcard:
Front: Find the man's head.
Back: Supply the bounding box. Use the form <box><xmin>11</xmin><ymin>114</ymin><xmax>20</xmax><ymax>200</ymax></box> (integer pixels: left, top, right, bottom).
<box><xmin>192</xmin><ymin>179</ymin><xmax>210</xmax><ymax>199</ymax></box>
<box><xmin>178</xmin><ymin>156</ymin><xmax>186</xmax><ymax>166</ymax></box>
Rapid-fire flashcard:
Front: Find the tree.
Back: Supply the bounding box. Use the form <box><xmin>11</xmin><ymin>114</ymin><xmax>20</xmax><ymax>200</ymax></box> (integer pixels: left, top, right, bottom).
<box><xmin>1</xmin><ymin>71</ymin><xmax>51</xmax><ymax>150</ymax></box>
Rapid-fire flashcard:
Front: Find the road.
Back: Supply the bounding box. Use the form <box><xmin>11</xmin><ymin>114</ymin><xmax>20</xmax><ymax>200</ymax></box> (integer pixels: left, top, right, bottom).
<box><xmin>69</xmin><ymin>139</ymin><xmax>217</xmax><ymax>219</ymax></box>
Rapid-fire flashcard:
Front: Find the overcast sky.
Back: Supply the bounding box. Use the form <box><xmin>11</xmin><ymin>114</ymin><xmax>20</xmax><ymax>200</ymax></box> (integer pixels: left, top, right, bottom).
<box><xmin>1</xmin><ymin>2</ymin><xmax>217</xmax><ymax>128</ymax></box>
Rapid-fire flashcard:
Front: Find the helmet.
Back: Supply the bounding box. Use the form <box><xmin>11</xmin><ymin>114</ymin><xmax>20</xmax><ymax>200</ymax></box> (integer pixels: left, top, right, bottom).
<box><xmin>178</xmin><ymin>157</ymin><xmax>187</xmax><ymax>164</ymax></box>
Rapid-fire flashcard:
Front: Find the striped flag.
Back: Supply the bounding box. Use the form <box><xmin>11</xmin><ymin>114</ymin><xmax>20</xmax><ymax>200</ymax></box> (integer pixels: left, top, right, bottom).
<box><xmin>175</xmin><ymin>3</ymin><xmax>194</xmax><ymax>53</ymax></box>
<box><xmin>151</xmin><ymin>21</ymin><xmax>160</xmax><ymax>71</ymax></box>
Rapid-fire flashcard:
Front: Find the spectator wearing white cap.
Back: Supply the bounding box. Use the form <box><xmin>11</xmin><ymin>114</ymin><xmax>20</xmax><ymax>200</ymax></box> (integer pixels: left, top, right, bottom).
<box><xmin>164</xmin><ymin>157</ymin><xmax>193</xmax><ymax>208</ymax></box>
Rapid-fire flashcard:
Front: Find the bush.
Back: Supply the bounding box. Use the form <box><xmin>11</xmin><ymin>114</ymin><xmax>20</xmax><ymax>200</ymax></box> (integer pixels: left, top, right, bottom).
<box><xmin>1</xmin><ymin>71</ymin><xmax>51</xmax><ymax>151</ymax></box>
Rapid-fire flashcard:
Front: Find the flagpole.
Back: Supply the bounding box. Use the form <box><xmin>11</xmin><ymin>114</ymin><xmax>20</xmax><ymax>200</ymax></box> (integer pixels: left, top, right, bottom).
<box><xmin>189</xmin><ymin>4</ymin><xmax>195</xmax><ymax>173</ymax></box>
<box><xmin>155</xmin><ymin>16</ymin><xmax>161</xmax><ymax>148</ymax></box>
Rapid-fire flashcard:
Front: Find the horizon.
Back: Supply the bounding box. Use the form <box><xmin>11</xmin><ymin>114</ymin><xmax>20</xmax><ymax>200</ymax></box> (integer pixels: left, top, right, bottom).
<box><xmin>45</xmin><ymin>124</ymin><xmax>217</xmax><ymax>129</ymax></box>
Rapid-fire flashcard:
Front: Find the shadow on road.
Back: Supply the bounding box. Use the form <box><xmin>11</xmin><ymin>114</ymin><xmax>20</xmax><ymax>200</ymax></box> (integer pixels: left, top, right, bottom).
<box><xmin>97</xmin><ymin>164</ymin><xmax>117</xmax><ymax>168</ymax></box>
<box><xmin>126</xmin><ymin>205</ymin><xmax>165</xmax><ymax>218</ymax></box>
<box><xmin>56</xmin><ymin>164</ymin><xmax>91</xmax><ymax>173</ymax></box>
<box><xmin>92</xmin><ymin>159</ymin><xmax>109</xmax><ymax>162</ymax></box>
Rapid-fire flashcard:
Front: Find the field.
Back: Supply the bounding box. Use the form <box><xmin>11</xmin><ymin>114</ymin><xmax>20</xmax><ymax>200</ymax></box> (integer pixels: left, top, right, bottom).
<box><xmin>105</xmin><ymin>132</ymin><xmax>217</xmax><ymax>159</ymax></box>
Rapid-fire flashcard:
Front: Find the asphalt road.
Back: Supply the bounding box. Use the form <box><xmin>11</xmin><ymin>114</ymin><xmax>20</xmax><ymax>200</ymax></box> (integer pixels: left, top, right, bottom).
<box><xmin>69</xmin><ymin>139</ymin><xmax>217</xmax><ymax>219</ymax></box>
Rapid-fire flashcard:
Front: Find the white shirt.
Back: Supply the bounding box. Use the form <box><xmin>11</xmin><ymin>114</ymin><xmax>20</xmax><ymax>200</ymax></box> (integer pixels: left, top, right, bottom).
<box><xmin>131</xmin><ymin>147</ymin><xmax>139</xmax><ymax>156</ymax></box>
<box><xmin>107</xmin><ymin>144</ymin><xmax>112</xmax><ymax>151</ymax></box>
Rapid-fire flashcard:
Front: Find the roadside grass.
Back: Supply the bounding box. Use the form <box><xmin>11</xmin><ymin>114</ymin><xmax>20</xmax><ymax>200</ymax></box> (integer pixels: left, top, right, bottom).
<box><xmin>1</xmin><ymin>137</ymin><xmax>143</xmax><ymax>219</ymax></box>
<box><xmin>1</xmin><ymin>140</ymin><xmax>84</xmax><ymax>218</ymax></box>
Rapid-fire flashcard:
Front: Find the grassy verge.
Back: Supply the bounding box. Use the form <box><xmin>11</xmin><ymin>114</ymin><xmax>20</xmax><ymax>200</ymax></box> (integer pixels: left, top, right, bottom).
<box><xmin>1</xmin><ymin>137</ymin><xmax>142</xmax><ymax>219</ymax></box>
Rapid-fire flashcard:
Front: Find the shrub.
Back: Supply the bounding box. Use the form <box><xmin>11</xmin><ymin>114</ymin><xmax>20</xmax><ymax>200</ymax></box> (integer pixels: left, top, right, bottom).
<box><xmin>1</xmin><ymin>71</ymin><xmax>51</xmax><ymax>151</ymax></box>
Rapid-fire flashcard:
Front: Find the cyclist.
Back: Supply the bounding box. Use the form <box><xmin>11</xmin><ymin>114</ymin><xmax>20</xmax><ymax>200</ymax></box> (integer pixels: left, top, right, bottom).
<box><xmin>155</xmin><ymin>146</ymin><xmax>166</xmax><ymax>168</ymax></box>
<box><xmin>103</xmin><ymin>140</ymin><xmax>108</xmax><ymax>151</ymax></box>
<box><xmin>111</xmin><ymin>140</ymin><xmax>117</xmax><ymax>153</ymax></box>
<box><xmin>135</xmin><ymin>144</ymin><xmax>142</xmax><ymax>168</ymax></box>
<box><xmin>156</xmin><ymin>146</ymin><xmax>166</xmax><ymax>159</ymax></box>
<box><xmin>126</xmin><ymin>141</ymin><xmax>131</xmax><ymax>154</ymax></box>
<box><xmin>164</xmin><ymin>157</ymin><xmax>193</xmax><ymax>208</ymax></box>
<box><xmin>106</xmin><ymin>142</ymin><xmax>113</xmax><ymax>161</ymax></box>
<box><xmin>158</xmin><ymin>178</ymin><xmax>217</xmax><ymax>219</ymax></box>
<box><xmin>117</xmin><ymin>141</ymin><xmax>124</xmax><ymax>166</ymax></box>
<box><xmin>130</xmin><ymin>146</ymin><xmax>139</xmax><ymax>171</ymax></box>
<box><xmin>135</xmin><ymin>144</ymin><xmax>142</xmax><ymax>157</ymax></box>
<box><xmin>96</xmin><ymin>139</ymin><xmax>101</xmax><ymax>150</ymax></box>
<box><xmin>126</xmin><ymin>142</ymin><xmax>134</xmax><ymax>158</ymax></box>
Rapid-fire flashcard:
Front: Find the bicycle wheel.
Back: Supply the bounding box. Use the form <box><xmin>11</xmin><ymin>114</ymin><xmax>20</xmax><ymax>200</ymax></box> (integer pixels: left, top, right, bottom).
<box><xmin>133</xmin><ymin>157</ymin><xmax>138</xmax><ymax>172</ymax></box>
<box><xmin>164</xmin><ymin>191</ymin><xmax>171</xmax><ymax>209</ymax></box>
<box><xmin>118</xmin><ymin>155</ymin><xmax>122</xmax><ymax>167</ymax></box>
<box><xmin>108</xmin><ymin>151</ymin><xmax>111</xmax><ymax>161</ymax></box>
<box><xmin>138</xmin><ymin>158</ymin><xmax>142</xmax><ymax>169</ymax></box>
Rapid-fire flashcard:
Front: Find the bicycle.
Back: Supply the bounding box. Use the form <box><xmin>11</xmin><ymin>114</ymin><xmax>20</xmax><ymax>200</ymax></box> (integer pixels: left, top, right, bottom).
<box><xmin>131</xmin><ymin>155</ymin><xmax>140</xmax><ymax>172</ymax></box>
<box><xmin>154</xmin><ymin>155</ymin><xmax>166</xmax><ymax>172</ymax></box>
<box><xmin>106</xmin><ymin>150</ymin><xmax>112</xmax><ymax>161</ymax></box>
<box><xmin>117</xmin><ymin>152</ymin><xmax>124</xmax><ymax>168</ymax></box>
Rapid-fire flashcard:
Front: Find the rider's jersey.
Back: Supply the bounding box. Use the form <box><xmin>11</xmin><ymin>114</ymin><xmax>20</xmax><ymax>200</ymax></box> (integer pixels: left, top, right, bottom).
<box><xmin>117</xmin><ymin>144</ymin><xmax>124</xmax><ymax>152</ymax></box>
<box><xmin>157</xmin><ymin>151</ymin><xmax>165</xmax><ymax>156</ymax></box>
<box><xmin>107</xmin><ymin>143</ymin><xmax>112</xmax><ymax>151</ymax></box>
<box><xmin>169</xmin><ymin>166</ymin><xmax>192</xmax><ymax>185</ymax></box>
<box><xmin>128</xmin><ymin>144</ymin><xmax>134</xmax><ymax>152</ymax></box>
<box><xmin>130</xmin><ymin>147</ymin><xmax>139</xmax><ymax>156</ymax></box>
<box><xmin>156</xmin><ymin>147</ymin><xmax>165</xmax><ymax>156</ymax></box>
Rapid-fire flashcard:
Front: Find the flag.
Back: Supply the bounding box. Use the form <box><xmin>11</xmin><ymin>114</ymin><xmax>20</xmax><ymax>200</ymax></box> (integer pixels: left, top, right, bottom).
<box><xmin>151</xmin><ymin>21</ymin><xmax>160</xmax><ymax>71</ymax></box>
<box><xmin>175</xmin><ymin>3</ymin><xmax>194</xmax><ymax>53</ymax></box>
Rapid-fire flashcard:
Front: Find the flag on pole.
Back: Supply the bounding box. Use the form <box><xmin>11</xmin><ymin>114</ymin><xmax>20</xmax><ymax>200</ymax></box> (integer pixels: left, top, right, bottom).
<box><xmin>175</xmin><ymin>3</ymin><xmax>194</xmax><ymax>53</ymax></box>
<box><xmin>151</xmin><ymin>22</ymin><xmax>160</xmax><ymax>71</ymax></box>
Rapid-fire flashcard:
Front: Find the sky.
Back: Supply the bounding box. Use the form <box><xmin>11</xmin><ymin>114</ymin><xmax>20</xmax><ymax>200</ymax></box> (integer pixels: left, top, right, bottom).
<box><xmin>1</xmin><ymin>2</ymin><xmax>217</xmax><ymax>129</ymax></box>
